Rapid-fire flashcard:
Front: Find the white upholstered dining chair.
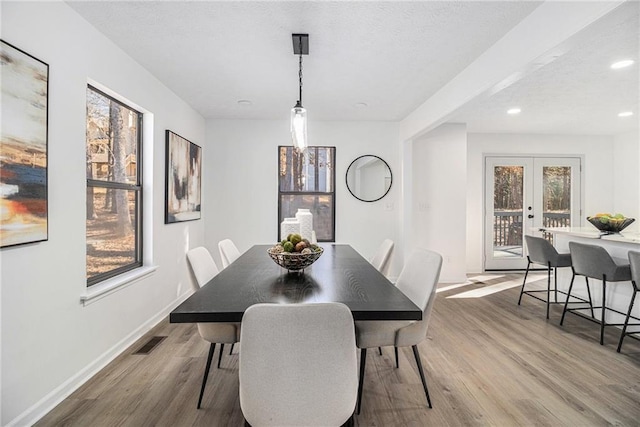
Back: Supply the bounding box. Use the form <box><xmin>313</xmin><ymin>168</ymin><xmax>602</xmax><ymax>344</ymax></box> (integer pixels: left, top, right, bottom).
<box><xmin>186</xmin><ymin>247</ymin><xmax>240</xmax><ymax>409</ymax></box>
<box><xmin>355</xmin><ymin>248</ymin><xmax>442</xmax><ymax>414</ymax></box>
<box><xmin>218</xmin><ymin>239</ymin><xmax>241</xmax><ymax>269</ymax></box>
<box><xmin>369</xmin><ymin>238</ymin><xmax>394</xmax><ymax>275</ymax></box>
<box><xmin>239</xmin><ymin>303</ymin><xmax>358</xmax><ymax>426</ymax></box>
<box><xmin>369</xmin><ymin>239</ymin><xmax>395</xmax><ymax>359</ymax></box>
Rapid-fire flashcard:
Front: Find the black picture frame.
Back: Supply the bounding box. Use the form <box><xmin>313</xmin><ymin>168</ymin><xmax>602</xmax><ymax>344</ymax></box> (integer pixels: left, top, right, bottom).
<box><xmin>0</xmin><ymin>40</ymin><xmax>49</xmax><ymax>248</ymax></box>
<box><xmin>165</xmin><ymin>130</ymin><xmax>202</xmax><ymax>224</ymax></box>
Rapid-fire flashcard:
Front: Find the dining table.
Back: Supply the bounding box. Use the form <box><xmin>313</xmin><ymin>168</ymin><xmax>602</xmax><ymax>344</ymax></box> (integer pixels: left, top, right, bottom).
<box><xmin>170</xmin><ymin>244</ymin><xmax>422</xmax><ymax>323</ymax></box>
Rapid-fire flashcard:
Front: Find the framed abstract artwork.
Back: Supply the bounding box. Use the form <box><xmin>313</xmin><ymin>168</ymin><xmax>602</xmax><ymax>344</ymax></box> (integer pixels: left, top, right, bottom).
<box><xmin>1</xmin><ymin>40</ymin><xmax>49</xmax><ymax>248</ymax></box>
<box><xmin>165</xmin><ymin>130</ymin><xmax>202</xmax><ymax>223</ymax></box>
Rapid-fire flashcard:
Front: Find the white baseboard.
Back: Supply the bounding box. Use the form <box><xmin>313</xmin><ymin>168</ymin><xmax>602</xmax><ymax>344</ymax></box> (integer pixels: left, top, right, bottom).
<box><xmin>6</xmin><ymin>292</ymin><xmax>191</xmax><ymax>427</ymax></box>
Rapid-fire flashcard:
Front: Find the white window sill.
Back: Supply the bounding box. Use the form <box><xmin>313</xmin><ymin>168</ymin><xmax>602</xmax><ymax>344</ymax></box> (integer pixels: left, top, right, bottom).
<box><xmin>80</xmin><ymin>265</ymin><xmax>158</xmax><ymax>306</ymax></box>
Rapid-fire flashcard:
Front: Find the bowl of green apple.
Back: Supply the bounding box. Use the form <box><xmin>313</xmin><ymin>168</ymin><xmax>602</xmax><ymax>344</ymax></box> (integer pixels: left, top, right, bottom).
<box><xmin>587</xmin><ymin>213</ymin><xmax>635</xmax><ymax>234</ymax></box>
<box><xmin>267</xmin><ymin>234</ymin><xmax>323</xmax><ymax>272</ymax></box>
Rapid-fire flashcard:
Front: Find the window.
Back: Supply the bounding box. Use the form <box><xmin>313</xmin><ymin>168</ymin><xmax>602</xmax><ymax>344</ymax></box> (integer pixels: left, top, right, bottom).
<box><xmin>278</xmin><ymin>146</ymin><xmax>336</xmax><ymax>242</ymax></box>
<box><xmin>86</xmin><ymin>86</ymin><xmax>142</xmax><ymax>286</ymax></box>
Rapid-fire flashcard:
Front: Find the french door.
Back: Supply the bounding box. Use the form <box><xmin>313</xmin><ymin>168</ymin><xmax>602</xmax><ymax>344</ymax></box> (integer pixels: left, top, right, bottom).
<box><xmin>484</xmin><ymin>156</ymin><xmax>581</xmax><ymax>270</ymax></box>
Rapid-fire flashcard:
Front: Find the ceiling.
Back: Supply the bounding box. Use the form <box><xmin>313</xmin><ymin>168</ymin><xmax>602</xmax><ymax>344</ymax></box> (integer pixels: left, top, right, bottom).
<box><xmin>67</xmin><ymin>1</ymin><xmax>638</xmax><ymax>136</ymax></box>
<box><xmin>450</xmin><ymin>1</ymin><xmax>639</xmax><ymax>135</ymax></box>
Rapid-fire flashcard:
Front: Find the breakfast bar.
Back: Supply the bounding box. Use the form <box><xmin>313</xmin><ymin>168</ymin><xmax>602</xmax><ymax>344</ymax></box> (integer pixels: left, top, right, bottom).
<box><xmin>540</xmin><ymin>227</ymin><xmax>640</xmax><ymax>327</ymax></box>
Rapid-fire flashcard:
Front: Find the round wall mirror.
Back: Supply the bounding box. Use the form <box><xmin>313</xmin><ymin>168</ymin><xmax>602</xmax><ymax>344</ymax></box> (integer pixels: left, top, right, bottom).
<box><xmin>345</xmin><ymin>155</ymin><xmax>393</xmax><ymax>202</ymax></box>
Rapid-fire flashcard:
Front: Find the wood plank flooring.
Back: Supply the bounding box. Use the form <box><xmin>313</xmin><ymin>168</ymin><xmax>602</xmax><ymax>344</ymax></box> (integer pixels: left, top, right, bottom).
<box><xmin>36</xmin><ymin>274</ymin><xmax>640</xmax><ymax>426</ymax></box>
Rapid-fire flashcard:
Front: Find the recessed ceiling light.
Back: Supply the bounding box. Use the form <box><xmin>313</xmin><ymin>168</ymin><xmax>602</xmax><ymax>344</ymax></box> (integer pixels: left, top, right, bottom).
<box><xmin>507</xmin><ymin>108</ymin><xmax>521</xmax><ymax>115</ymax></box>
<box><xmin>237</xmin><ymin>100</ymin><xmax>252</xmax><ymax>106</ymax></box>
<box><xmin>611</xmin><ymin>59</ymin><xmax>634</xmax><ymax>69</ymax></box>
<box><xmin>618</xmin><ymin>111</ymin><xmax>634</xmax><ymax>117</ymax></box>
<box><xmin>354</xmin><ymin>102</ymin><xmax>368</xmax><ymax>108</ymax></box>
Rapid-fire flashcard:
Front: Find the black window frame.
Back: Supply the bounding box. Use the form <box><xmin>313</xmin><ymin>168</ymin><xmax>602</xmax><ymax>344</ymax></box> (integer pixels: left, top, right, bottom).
<box><xmin>86</xmin><ymin>85</ymin><xmax>143</xmax><ymax>287</ymax></box>
<box><xmin>277</xmin><ymin>146</ymin><xmax>336</xmax><ymax>242</ymax></box>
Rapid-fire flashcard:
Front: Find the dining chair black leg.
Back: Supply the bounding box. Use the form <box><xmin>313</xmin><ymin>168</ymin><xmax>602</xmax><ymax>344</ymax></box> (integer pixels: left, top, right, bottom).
<box><xmin>546</xmin><ymin>263</ymin><xmax>552</xmax><ymax>319</ymax></box>
<box><xmin>600</xmin><ymin>276</ymin><xmax>607</xmax><ymax>345</ymax></box>
<box><xmin>617</xmin><ymin>284</ymin><xmax>638</xmax><ymax>353</ymax></box>
<box><xmin>586</xmin><ymin>277</ymin><xmax>595</xmax><ymax>318</ymax></box>
<box><xmin>217</xmin><ymin>343</ymin><xmax>225</xmax><ymax>368</ymax></box>
<box><xmin>229</xmin><ymin>343</ymin><xmax>234</xmax><ymax>355</ymax></box>
<box><xmin>560</xmin><ymin>272</ymin><xmax>576</xmax><ymax>325</ymax></box>
<box><xmin>394</xmin><ymin>346</ymin><xmax>399</xmax><ymax>368</ymax></box>
<box><xmin>554</xmin><ymin>267</ymin><xmax>559</xmax><ymax>303</ymax></box>
<box><xmin>518</xmin><ymin>259</ymin><xmax>531</xmax><ymax>305</ymax></box>
<box><xmin>197</xmin><ymin>343</ymin><xmax>216</xmax><ymax>409</ymax></box>
<box><xmin>411</xmin><ymin>345</ymin><xmax>432</xmax><ymax>408</ymax></box>
<box><xmin>357</xmin><ymin>348</ymin><xmax>367</xmax><ymax>415</ymax></box>
<box><xmin>378</xmin><ymin>347</ymin><xmax>382</xmax><ymax>356</ymax></box>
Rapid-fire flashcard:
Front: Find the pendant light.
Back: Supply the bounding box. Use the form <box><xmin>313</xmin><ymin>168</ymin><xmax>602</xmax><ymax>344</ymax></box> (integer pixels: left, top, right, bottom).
<box><xmin>291</xmin><ymin>34</ymin><xmax>309</xmax><ymax>152</ymax></box>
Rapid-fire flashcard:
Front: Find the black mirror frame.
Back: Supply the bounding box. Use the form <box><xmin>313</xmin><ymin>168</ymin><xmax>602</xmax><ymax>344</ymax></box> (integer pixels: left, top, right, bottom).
<box><xmin>345</xmin><ymin>155</ymin><xmax>393</xmax><ymax>202</ymax></box>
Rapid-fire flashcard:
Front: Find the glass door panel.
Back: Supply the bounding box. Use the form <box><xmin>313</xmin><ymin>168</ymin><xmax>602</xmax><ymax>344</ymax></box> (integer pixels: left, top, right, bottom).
<box><xmin>485</xmin><ymin>157</ymin><xmax>532</xmax><ymax>270</ymax></box>
<box><xmin>534</xmin><ymin>158</ymin><xmax>581</xmax><ymax>244</ymax></box>
<box><xmin>542</xmin><ymin>166</ymin><xmax>571</xmax><ymax>243</ymax></box>
<box><xmin>492</xmin><ymin>166</ymin><xmax>525</xmax><ymax>259</ymax></box>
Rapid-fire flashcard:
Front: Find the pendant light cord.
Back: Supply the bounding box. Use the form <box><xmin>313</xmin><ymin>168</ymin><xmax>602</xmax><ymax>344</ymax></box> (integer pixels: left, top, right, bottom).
<box><xmin>298</xmin><ymin>37</ymin><xmax>303</xmax><ymax>105</ymax></box>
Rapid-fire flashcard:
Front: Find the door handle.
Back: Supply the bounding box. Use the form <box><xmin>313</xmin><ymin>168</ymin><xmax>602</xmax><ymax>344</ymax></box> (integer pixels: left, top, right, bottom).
<box><xmin>528</xmin><ymin>214</ymin><xmax>534</xmax><ymax>219</ymax></box>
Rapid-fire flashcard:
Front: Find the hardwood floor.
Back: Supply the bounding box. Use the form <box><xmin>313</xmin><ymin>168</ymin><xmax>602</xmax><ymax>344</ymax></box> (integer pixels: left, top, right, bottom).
<box><xmin>36</xmin><ymin>273</ymin><xmax>640</xmax><ymax>426</ymax></box>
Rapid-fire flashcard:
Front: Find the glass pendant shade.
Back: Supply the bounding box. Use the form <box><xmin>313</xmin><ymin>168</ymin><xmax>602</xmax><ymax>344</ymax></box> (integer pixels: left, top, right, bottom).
<box><xmin>290</xmin><ymin>104</ymin><xmax>307</xmax><ymax>152</ymax></box>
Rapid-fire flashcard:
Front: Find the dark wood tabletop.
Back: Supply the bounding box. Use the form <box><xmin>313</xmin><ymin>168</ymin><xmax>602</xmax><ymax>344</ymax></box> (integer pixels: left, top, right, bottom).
<box><xmin>170</xmin><ymin>244</ymin><xmax>422</xmax><ymax>323</ymax></box>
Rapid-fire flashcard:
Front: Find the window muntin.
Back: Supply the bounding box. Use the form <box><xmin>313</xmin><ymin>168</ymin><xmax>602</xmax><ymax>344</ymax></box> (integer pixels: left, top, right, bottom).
<box><xmin>86</xmin><ymin>86</ymin><xmax>142</xmax><ymax>286</ymax></box>
<box><xmin>278</xmin><ymin>146</ymin><xmax>335</xmax><ymax>242</ymax></box>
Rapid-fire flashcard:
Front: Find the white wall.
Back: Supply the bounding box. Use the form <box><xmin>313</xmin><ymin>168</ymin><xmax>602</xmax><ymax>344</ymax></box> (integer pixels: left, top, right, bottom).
<box><xmin>466</xmin><ymin>133</ymin><xmax>617</xmax><ymax>273</ymax></box>
<box><xmin>1</xmin><ymin>2</ymin><xmax>205</xmax><ymax>425</ymax></box>
<box><xmin>613</xmin><ymin>130</ymin><xmax>640</xmax><ymax>225</ymax></box>
<box><xmin>411</xmin><ymin>124</ymin><xmax>468</xmax><ymax>283</ymax></box>
<box><xmin>204</xmin><ymin>119</ymin><xmax>403</xmax><ymax>277</ymax></box>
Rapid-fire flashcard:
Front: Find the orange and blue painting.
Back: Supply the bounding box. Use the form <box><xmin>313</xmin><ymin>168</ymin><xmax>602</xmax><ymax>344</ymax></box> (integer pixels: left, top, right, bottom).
<box><xmin>1</xmin><ymin>40</ymin><xmax>48</xmax><ymax>248</ymax></box>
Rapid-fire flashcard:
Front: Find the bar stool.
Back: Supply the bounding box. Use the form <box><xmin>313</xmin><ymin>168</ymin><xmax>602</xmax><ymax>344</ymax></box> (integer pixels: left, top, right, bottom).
<box><xmin>617</xmin><ymin>250</ymin><xmax>640</xmax><ymax>352</ymax></box>
<box><xmin>561</xmin><ymin>242</ymin><xmax>631</xmax><ymax>345</ymax></box>
<box><xmin>518</xmin><ymin>235</ymin><xmax>573</xmax><ymax>319</ymax></box>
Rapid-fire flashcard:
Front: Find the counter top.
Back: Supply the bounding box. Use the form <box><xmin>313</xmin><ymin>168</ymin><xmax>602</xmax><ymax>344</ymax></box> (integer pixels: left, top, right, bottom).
<box><xmin>540</xmin><ymin>226</ymin><xmax>640</xmax><ymax>244</ymax></box>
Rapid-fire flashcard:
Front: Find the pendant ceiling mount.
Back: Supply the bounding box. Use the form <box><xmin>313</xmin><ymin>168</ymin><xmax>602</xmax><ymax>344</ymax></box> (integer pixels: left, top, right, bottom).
<box><xmin>292</xmin><ymin>34</ymin><xmax>309</xmax><ymax>55</ymax></box>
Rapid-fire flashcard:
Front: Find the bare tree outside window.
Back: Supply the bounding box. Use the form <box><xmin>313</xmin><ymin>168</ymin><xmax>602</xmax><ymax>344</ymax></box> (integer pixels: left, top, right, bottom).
<box><xmin>86</xmin><ymin>86</ymin><xmax>142</xmax><ymax>285</ymax></box>
<box><xmin>278</xmin><ymin>146</ymin><xmax>335</xmax><ymax>241</ymax></box>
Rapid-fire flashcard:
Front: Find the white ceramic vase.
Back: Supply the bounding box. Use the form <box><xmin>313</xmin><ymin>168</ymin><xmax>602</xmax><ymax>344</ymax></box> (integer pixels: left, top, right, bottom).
<box><xmin>280</xmin><ymin>217</ymin><xmax>300</xmax><ymax>241</ymax></box>
<box><xmin>296</xmin><ymin>208</ymin><xmax>313</xmax><ymax>242</ymax></box>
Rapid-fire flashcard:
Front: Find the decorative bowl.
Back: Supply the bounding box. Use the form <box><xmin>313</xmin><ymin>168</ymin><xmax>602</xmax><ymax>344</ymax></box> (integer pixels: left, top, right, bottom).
<box><xmin>267</xmin><ymin>247</ymin><xmax>324</xmax><ymax>272</ymax></box>
<box><xmin>587</xmin><ymin>216</ymin><xmax>635</xmax><ymax>233</ymax></box>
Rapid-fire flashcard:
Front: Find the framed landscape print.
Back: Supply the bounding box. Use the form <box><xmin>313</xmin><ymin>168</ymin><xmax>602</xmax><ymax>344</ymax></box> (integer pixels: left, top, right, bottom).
<box><xmin>165</xmin><ymin>130</ymin><xmax>202</xmax><ymax>223</ymax></box>
<box><xmin>0</xmin><ymin>40</ymin><xmax>49</xmax><ymax>248</ymax></box>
